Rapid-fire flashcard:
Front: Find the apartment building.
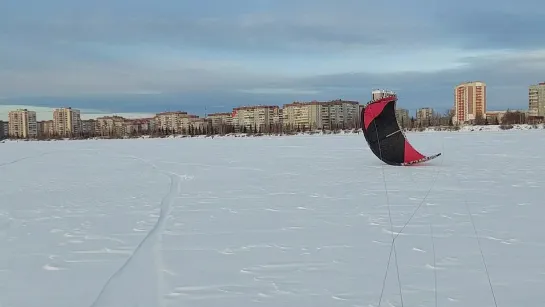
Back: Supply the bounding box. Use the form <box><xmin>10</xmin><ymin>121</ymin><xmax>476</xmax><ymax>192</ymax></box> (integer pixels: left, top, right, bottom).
<box><xmin>416</xmin><ymin>107</ymin><xmax>433</xmax><ymax>122</ymax></box>
<box><xmin>372</xmin><ymin>89</ymin><xmax>396</xmax><ymax>101</ymax></box>
<box><xmin>121</xmin><ymin>118</ymin><xmax>152</xmax><ymax>135</ymax></box>
<box><xmin>453</xmin><ymin>81</ymin><xmax>487</xmax><ymax>124</ymax></box>
<box><xmin>123</xmin><ymin>119</ymin><xmax>138</xmax><ymax>135</ymax></box>
<box><xmin>2</xmin><ymin>121</ymin><xmax>7</xmax><ymax>137</ymax></box>
<box><xmin>154</xmin><ymin>111</ymin><xmax>189</xmax><ymax>133</ymax></box>
<box><xmin>529</xmin><ymin>82</ymin><xmax>545</xmax><ymax>117</ymax></box>
<box><xmin>37</xmin><ymin>120</ymin><xmax>55</xmax><ymax>137</ymax></box>
<box><xmin>358</xmin><ymin>104</ymin><xmax>365</xmax><ymax>128</ymax></box>
<box><xmin>53</xmin><ymin>107</ymin><xmax>82</xmax><ymax>136</ymax></box>
<box><xmin>180</xmin><ymin>115</ymin><xmax>199</xmax><ymax>132</ymax></box>
<box><xmin>134</xmin><ymin>118</ymin><xmax>153</xmax><ymax>133</ymax></box>
<box><xmin>207</xmin><ymin>112</ymin><xmax>233</xmax><ymax>128</ymax></box>
<box><xmin>232</xmin><ymin>105</ymin><xmax>281</xmax><ymax>132</ymax></box>
<box><xmin>82</xmin><ymin>119</ymin><xmax>98</xmax><ymax>136</ymax></box>
<box><xmin>189</xmin><ymin>118</ymin><xmax>210</xmax><ymax>132</ymax></box>
<box><xmin>320</xmin><ymin>100</ymin><xmax>360</xmax><ymax>129</ymax></box>
<box><xmin>395</xmin><ymin>108</ymin><xmax>410</xmax><ymax>128</ymax></box>
<box><xmin>8</xmin><ymin>109</ymin><xmax>37</xmax><ymax>138</ymax></box>
<box><xmin>283</xmin><ymin>100</ymin><xmax>360</xmax><ymax>130</ymax></box>
<box><xmin>282</xmin><ymin>102</ymin><xmax>323</xmax><ymax>130</ymax></box>
<box><xmin>0</xmin><ymin>120</ymin><xmax>7</xmax><ymax>138</ymax></box>
<box><xmin>207</xmin><ymin>112</ymin><xmax>234</xmax><ymax>133</ymax></box>
<box><xmin>96</xmin><ymin>116</ymin><xmax>125</xmax><ymax>136</ymax></box>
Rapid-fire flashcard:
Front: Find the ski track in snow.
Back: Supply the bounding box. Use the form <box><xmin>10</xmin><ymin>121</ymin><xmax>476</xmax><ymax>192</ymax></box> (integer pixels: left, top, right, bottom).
<box><xmin>88</xmin><ymin>155</ymin><xmax>189</xmax><ymax>307</ymax></box>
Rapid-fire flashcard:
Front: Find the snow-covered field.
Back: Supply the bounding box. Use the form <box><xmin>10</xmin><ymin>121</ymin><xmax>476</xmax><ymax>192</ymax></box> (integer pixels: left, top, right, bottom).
<box><xmin>1</xmin><ymin>130</ymin><xmax>544</xmax><ymax>307</ymax></box>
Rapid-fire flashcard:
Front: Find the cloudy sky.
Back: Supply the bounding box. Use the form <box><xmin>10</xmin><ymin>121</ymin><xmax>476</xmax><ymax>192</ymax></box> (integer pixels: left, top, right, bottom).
<box><xmin>1</xmin><ymin>0</ymin><xmax>544</xmax><ymax>120</ymax></box>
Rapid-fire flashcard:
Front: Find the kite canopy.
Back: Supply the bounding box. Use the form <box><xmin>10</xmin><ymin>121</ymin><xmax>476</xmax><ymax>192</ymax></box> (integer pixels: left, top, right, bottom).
<box><xmin>361</xmin><ymin>95</ymin><xmax>441</xmax><ymax>166</ymax></box>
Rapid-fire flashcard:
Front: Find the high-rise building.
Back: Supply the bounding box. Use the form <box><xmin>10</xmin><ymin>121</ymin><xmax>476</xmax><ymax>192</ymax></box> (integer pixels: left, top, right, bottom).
<box><xmin>37</xmin><ymin>120</ymin><xmax>55</xmax><ymax>137</ymax></box>
<box><xmin>53</xmin><ymin>107</ymin><xmax>82</xmax><ymax>136</ymax></box>
<box><xmin>453</xmin><ymin>81</ymin><xmax>486</xmax><ymax>124</ymax></box>
<box><xmin>372</xmin><ymin>89</ymin><xmax>396</xmax><ymax>101</ymax></box>
<box><xmin>1</xmin><ymin>121</ymin><xmax>7</xmax><ymax>137</ymax></box>
<box><xmin>416</xmin><ymin>107</ymin><xmax>434</xmax><ymax>122</ymax></box>
<box><xmin>395</xmin><ymin>108</ymin><xmax>409</xmax><ymax>128</ymax></box>
<box><xmin>0</xmin><ymin>120</ymin><xmax>6</xmax><ymax>139</ymax></box>
<box><xmin>528</xmin><ymin>82</ymin><xmax>545</xmax><ymax>117</ymax></box>
<box><xmin>8</xmin><ymin>109</ymin><xmax>37</xmax><ymax>138</ymax></box>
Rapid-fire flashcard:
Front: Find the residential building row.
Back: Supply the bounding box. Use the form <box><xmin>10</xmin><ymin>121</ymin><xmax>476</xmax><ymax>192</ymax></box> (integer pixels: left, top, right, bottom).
<box><xmin>3</xmin><ymin>81</ymin><xmax>543</xmax><ymax>139</ymax></box>
<box><xmin>2</xmin><ymin>99</ymin><xmax>364</xmax><ymax>139</ymax></box>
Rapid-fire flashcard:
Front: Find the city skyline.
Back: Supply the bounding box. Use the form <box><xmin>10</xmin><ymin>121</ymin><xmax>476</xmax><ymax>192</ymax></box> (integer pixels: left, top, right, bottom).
<box><xmin>1</xmin><ymin>81</ymin><xmax>541</xmax><ymax>124</ymax></box>
<box><xmin>1</xmin><ymin>84</ymin><xmax>540</xmax><ymax>140</ymax></box>
<box><xmin>1</xmin><ymin>1</ymin><xmax>544</xmax><ymax>115</ymax></box>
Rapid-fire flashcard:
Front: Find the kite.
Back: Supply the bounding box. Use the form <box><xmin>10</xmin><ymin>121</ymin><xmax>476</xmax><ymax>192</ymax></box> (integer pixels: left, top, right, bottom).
<box><xmin>361</xmin><ymin>95</ymin><xmax>441</xmax><ymax>166</ymax></box>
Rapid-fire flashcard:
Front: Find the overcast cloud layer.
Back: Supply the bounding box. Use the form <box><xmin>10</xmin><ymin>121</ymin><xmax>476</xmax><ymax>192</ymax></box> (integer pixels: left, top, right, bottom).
<box><xmin>1</xmin><ymin>0</ymin><xmax>544</xmax><ymax>118</ymax></box>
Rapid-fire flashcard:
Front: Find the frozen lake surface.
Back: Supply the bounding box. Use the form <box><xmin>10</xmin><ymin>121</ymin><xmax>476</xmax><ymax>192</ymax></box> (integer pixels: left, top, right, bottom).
<box><xmin>1</xmin><ymin>130</ymin><xmax>544</xmax><ymax>307</ymax></box>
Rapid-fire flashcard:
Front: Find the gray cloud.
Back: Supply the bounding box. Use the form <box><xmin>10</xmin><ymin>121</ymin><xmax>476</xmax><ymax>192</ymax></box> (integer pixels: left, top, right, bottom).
<box><xmin>7</xmin><ymin>0</ymin><xmax>542</xmax><ymax>54</ymax></box>
<box><xmin>1</xmin><ymin>0</ymin><xmax>544</xmax><ymax>114</ymax></box>
<box><xmin>2</xmin><ymin>51</ymin><xmax>542</xmax><ymax>116</ymax></box>
<box><xmin>435</xmin><ymin>3</ymin><xmax>545</xmax><ymax>50</ymax></box>
<box><xmin>294</xmin><ymin>50</ymin><xmax>545</xmax><ymax>110</ymax></box>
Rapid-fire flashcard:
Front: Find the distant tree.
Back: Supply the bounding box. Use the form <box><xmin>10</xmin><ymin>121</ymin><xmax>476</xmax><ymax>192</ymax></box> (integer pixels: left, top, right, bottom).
<box><xmin>474</xmin><ymin>113</ymin><xmax>486</xmax><ymax>125</ymax></box>
<box><xmin>502</xmin><ymin>110</ymin><xmax>525</xmax><ymax>125</ymax></box>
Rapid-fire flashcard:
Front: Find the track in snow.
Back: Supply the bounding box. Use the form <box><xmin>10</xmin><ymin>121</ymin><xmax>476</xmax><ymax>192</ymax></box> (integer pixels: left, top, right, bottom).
<box><xmin>88</xmin><ymin>155</ymin><xmax>189</xmax><ymax>307</ymax></box>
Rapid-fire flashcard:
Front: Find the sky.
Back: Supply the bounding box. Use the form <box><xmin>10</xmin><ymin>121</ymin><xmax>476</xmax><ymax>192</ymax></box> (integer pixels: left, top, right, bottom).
<box><xmin>1</xmin><ymin>0</ymin><xmax>544</xmax><ymax>120</ymax></box>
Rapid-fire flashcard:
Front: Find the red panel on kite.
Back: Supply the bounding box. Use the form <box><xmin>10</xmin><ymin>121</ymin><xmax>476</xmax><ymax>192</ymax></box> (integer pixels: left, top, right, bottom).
<box><xmin>363</xmin><ymin>96</ymin><xmax>392</xmax><ymax>130</ymax></box>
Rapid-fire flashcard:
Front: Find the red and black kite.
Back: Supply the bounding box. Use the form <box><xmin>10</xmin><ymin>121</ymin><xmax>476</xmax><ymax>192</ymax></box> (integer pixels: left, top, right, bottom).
<box><xmin>361</xmin><ymin>95</ymin><xmax>441</xmax><ymax>166</ymax></box>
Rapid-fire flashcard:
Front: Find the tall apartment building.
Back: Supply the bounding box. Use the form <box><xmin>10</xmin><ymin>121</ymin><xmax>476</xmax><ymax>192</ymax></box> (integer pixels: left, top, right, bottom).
<box><xmin>453</xmin><ymin>81</ymin><xmax>486</xmax><ymax>124</ymax></box>
<box><xmin>37</xmin><ymin>120</ymin><xmax>55</xmax><ymax>137</ymax></box>
<box><xmin>1</xmin><ymin>121</ymin><xmax>7</xmax><ymax>137</ymax></box>
<box><xmin>232</xmin><ymin>105</ymin><xmax>281</xmax><ymax>132</ymax></box>
<box><xmin>372</xmin><ymin>89</ymin><xmax>396</xmax><ymax>101</ymax></box>
<box><xmin>8</xmin><ymin>109</ymin><xmax>37</xmax><ymax>138</ymax></box>
<box><xmin>0</xmin><ymin>120</ymin><xmax>6</xmax><ymax>139</ymax></box>
<box><xmin>529</xmin><ymin>82</ymin><xmax>545</xmax><ymax>117</ymax></box>
<box><xmin>53</xmin><ymin>107</ymin><xmax>82</xmax><ymax>136</ymax></box>
<box><xmin>416</xmin><ymin>107</ymin><xmax>434</xmax><ymax>122</ymax></box>
<box><xmin>395</xmin><ymin>108</ymin><xmax>409</xmax><ymax>127</ymax></box>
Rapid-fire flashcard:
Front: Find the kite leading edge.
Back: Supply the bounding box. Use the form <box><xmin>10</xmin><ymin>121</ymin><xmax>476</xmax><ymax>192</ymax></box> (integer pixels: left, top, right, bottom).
<box><xmin>361</xmin><ymin>94</ymin><xmax>441</xmax><ymax>166</ymax></box>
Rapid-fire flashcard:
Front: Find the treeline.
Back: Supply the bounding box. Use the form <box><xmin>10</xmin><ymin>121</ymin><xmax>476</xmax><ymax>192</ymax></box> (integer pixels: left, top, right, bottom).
<box><xmin>397</xmin><ymin>109</ymin><xmax>456</xmax><ymax>130</ymax></box>
<box><xmin>6</xmin><ymin>110</ymin><xmax>543</xmax><ymax>141</ymax></box>
<box><xmin>398</xmin><ymin>109</ymin><xmax>543</xmax><ymax>130</ymax></box>
<box><xmin>12</xmin><ymin>122</ymin><xmax>362</xmax><ymax>141</ymax></box>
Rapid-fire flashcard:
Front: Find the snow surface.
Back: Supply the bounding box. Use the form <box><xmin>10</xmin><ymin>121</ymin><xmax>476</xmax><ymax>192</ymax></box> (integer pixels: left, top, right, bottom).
<box><xmin>1</xmin><ymin>130</ymin><xmax>545</xmax><ymax>307</ymax></box>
